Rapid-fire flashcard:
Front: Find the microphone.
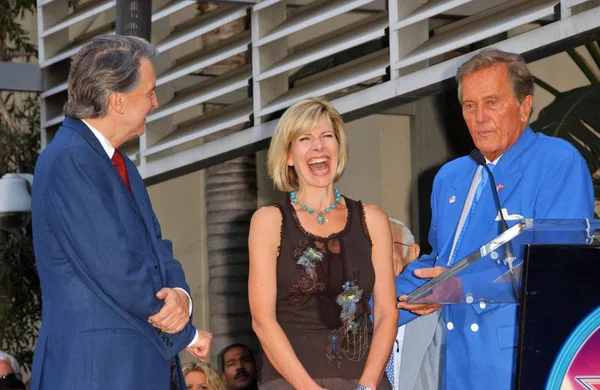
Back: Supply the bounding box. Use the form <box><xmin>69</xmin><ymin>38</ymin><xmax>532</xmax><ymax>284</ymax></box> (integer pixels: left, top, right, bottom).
<box><xmin>470</xmin><ymin>149</ymin><xmax>519</xmax><ymax>300</ymax></box>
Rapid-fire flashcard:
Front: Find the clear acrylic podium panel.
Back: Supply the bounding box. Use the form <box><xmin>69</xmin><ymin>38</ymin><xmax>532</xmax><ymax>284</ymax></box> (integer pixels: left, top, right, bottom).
<box><xmin>406</xmin><ymin>219</ymin><xmax>600</xmax><ymax>305</ymax></box>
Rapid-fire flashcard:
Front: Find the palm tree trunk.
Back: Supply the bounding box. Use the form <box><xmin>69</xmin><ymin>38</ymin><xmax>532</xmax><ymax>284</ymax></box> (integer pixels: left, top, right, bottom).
<box><xmin>197</xmin><ymin>1</ymin><xmax>257</xmax><ymax>359</ymax></box>
<box><xmin>206</xmin><ymin>151</ymin><xmax>257</xmax><ymax>357</ymax></box>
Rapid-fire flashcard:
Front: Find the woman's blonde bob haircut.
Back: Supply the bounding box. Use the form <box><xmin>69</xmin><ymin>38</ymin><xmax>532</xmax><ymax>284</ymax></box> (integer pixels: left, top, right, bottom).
<box><xmin>182</xmin><ymin>361</ymin><xmax>225</xmax><ymax>390</ymax></box>
<box><xmin>267</xmin><ymin>97</ymin><xmax>348</xmax><ymax>192</ymax></box>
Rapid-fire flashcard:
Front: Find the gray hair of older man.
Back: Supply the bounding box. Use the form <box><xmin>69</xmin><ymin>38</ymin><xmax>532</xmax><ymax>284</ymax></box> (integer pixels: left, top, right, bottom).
<box><xmin>388</xmin><ymin>218</ymin><xmax>415</xmax><ymax>257</ymax></box>
<box><xmin>455</xmin><ymin>48</ymin><xmax>534</xmax><ymax>105</ymax></box>
<box><xmin>64</xmin><ymin>34</ymin><xmax>158</xmax><ymax>119</ymax></box>
<box><xmin>0</xmin><ymin>351</ymin><xmax>21</xmax><ymax>376</ymax></box>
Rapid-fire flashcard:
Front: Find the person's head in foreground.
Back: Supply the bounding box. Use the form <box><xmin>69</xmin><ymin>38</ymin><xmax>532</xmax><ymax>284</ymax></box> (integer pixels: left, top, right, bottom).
<box><xmin>0</xmin><ymin>352</ymin><xmax>25</xmax><ymax>390</ymax></box>
<box><xmin>182</xmin><ymin>361</ymin><xmax>225</xmax><ymax>390</ymax></box>
<box><xmin>389</xmin><ymin>218</ymin><xmax>420</xmax><ymax>276</ymax></box>
<box><xmin>219</xmin><ymin>344</ymin><xmax>257</xmax><ymax>390</ymax></box>
<box><xmin>456</xmin><ymin>48</ymin><xmax>534</xmax><ymax>161</ymax></box>
<box><xmin>65</xmin><ymin>34</ymin><xmax>159</xmax><ymax>148</ymax></box>
<box><xmin>267</xmin><ymin>97</ymin><xmax>348</xmax><ymax>193</ymax></box>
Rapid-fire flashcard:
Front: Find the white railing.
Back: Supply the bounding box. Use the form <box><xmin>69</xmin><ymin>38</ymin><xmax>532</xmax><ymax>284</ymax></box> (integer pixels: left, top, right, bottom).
<box><xmin>36</xmin><ymin>0</ymin><xmax>600</xmax><ymax>182</ymax></box>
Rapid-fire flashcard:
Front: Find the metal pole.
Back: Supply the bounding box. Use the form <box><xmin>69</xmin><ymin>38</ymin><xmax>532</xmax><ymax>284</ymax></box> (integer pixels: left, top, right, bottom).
<box><xmin>116</xmin><ymin>0</ymin><xmax>152</xmax><ymax>40</ymax></box>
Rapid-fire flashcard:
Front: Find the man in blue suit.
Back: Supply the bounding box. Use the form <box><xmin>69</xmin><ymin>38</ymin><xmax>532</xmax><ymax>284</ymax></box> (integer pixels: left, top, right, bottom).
<box><xmin>395</xmin><ymin>48</ymin><xmax>594</xmax><ymax>389</ymax></box>
<box><xmin>30</xmin><ymin>35</ymin><xmax>212</xmax><ymax>390</ymax></box>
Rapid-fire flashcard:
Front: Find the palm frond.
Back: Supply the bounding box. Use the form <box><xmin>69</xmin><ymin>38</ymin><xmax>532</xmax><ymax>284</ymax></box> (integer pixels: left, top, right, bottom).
<box><xmin>531</xmin><ymin>85</ymin><xmax>600</xmax><ymax>173</ymax></box>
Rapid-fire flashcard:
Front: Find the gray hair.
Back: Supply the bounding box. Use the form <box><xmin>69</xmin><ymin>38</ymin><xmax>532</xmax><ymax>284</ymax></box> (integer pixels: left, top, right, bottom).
<box><xmin>64</xmin><ymin>34</ymin><xmax>158</xmax><ymax>119</ymax></box>
<box><xmin>0</xmin><ymin>351</ymin><xmax>21</xmax><ymax>376</ymax></box>
<box><xmin>389</xmin><ymin>218</ymin><xmax>415</xmax><ymax>257</ymax></box>
<box><xmin>456</xmin><ymin>48</ymin><xmax>534</xmax><ymax>104</ymax></box>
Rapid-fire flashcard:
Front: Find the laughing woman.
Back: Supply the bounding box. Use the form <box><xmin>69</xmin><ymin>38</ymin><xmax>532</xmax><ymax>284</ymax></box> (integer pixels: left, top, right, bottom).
<box><xmin>249</xmin><ymin>97</ymin><xmax>398</xmax><ymax>390</ymax></box>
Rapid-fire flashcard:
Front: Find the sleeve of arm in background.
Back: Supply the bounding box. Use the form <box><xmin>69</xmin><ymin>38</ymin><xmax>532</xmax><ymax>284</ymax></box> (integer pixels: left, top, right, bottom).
<box><xmin>396</xmin><ymin>175</ymin><xmax>442</xmax><ymax>327</ymax></box>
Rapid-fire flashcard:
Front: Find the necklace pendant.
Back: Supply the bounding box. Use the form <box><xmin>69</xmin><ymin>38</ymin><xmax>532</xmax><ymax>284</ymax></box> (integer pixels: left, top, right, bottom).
<box><xmin>317</xmin><ymin>213</ymin><xmax>326</xmax><ymax>225</ymax></box>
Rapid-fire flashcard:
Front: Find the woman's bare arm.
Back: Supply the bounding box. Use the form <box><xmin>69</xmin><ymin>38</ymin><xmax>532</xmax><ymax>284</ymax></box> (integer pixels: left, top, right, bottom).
<box><xmin>358</xmin><ymin>204</ymin><xmax>398</xmax><ymax>389</ymax></box>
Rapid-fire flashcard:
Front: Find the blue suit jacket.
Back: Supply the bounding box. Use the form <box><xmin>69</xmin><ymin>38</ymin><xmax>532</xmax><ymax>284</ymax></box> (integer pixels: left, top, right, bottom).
<box><xmin>30</xmin><ymin>117</ymin><xmax>196</xmax><ymax>390</ymax></box>
<box><xmin>395</xmin><ymin>127</ymin><xmax>593</xmax><ymax>390</ymax></box>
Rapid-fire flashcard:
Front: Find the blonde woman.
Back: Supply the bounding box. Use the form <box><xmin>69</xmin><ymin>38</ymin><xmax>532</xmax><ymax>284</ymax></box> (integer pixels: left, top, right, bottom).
<box><xmin>249</xmin><ymin>97</ymin><xmax>398</xmax><ymax>390</ymax></box>
<box><xmin>182</xmin><ymin>362</ymin><xmax>224</xmax><ymax>390</ymax></box>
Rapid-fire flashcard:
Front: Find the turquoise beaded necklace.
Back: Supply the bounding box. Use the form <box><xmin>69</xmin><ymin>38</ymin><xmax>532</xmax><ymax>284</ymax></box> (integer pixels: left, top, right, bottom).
<box><xmin>290</xmin><ymin>188</ymin><xmax>341</xmax><ymax>225</ymax></box>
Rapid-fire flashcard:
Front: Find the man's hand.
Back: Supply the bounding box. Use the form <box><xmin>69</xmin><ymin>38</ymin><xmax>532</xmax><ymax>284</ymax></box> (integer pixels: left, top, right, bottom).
<box><xmin>148</xmin><ymin>288</ymin><xmax>190</xmax><ymax>333</ymax></box>
<box><xmin>186</xmin><ymin>330</ymin><xmax>212</xmax><ymax>361</ymax></box>
<box><xmin>397</xmin><ymin>266</ymin><xmax>446</xmax><ymax>315</ymax></box>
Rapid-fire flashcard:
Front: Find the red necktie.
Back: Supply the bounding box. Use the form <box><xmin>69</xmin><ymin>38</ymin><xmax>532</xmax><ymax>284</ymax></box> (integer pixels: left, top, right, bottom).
<box><xmin>111</xmin><ymin>149</ymin><xmax>132</xmax><ymax>194</ymax></box>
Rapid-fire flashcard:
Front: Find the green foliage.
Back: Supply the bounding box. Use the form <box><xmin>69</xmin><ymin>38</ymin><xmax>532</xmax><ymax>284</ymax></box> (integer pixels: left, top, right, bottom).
<box><xmin>0</xmin><ymin>92</ymin><xmax>41</xmax><ymax>371</ymax></box>
<box><xmin>0</xmin><ymin>0</ymin><xmax>40</xmax><ymax>372</ymax></box>
<box><xmin>1</xmin><ymin>93</ymin><xmax>40</xmax><ymax>173</ymax></box>
<box><xmin>531</xmin><ymin>44</ymin><xmax>600</xmax><ymax>201</ymax></box>
<box><xmin>0</xmin><ymin>0</ymin><xmax>36</xmax><ymax>61</ymax></box>
<box><xmin>531</xmin><ymin>85</ymin><xmax>600</xmax><ymax>193</ymax></box>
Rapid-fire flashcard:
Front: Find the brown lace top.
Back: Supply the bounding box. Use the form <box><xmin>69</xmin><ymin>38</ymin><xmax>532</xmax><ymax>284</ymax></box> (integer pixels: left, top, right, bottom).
<box><xmin>258</xmin><ymin>196</ymin><xmax>375</xmax><ymax>384</ymax></box>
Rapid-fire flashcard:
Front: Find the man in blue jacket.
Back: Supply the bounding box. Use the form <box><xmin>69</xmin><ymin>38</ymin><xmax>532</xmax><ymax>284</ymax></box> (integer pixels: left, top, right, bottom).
<box><xmin>395</xmin><ymin>48</ymin><xmax>594</xmax><ymax>390</ymax></box>
<box><xmin>30</xmin><ymin>35</ymin><xmax>212</xmax><ymax>389</ymax></box>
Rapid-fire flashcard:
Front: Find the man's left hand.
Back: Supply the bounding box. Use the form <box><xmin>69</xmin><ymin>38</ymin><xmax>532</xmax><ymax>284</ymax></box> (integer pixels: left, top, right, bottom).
<box><xmin>186</xmin><ymin>330</ymin><xmax>212</xmax><ymax>361</ymax></box>
<box><xmin>148</xmin><ymin>288</ymin><xmax>190</xmax><ymax>333</ymax></box>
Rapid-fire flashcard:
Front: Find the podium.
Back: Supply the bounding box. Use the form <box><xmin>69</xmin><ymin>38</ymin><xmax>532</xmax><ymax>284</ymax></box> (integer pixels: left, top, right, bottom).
<box><xmin>406</xmin><ymin>219</ymin><xmax>600</xmax><ymax>390</ymax></box>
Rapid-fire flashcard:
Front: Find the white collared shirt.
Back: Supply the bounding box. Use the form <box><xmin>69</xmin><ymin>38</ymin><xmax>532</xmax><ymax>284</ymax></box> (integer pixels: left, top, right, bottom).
<box><xmin>81</xmin><ymin>119</ymin><xmax>115</xmax><ymax>159</ymax></box>
<box><xmin>392</xmin><ymin>325</ymin><xmax>406</xmax><ymax>389</ymax></box>
<box><xmin>487</xmin><ymin>155</ymin><xmax>502</xmax><ymax>165</ymax></box>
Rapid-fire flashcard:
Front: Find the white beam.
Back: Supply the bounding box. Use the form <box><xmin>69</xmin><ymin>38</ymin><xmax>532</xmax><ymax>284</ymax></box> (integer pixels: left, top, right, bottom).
<box><xmin>256</xmin><ymin>12</ymin><xmax>387</xmax><ymax>82</ymax></box>
<box><xmin>147</xmin><ymin>66</ymin><xmax>251</xmax><ymax>122</ymax></box>
<box><xmin>155</xmin><ymin>5</ymin><xmax>248</xmax><ymax>54</ymax></box>
<box><xmin>152</xmin><ymin>0</ymin><xmax>196</xmax><ymax>22</ymax></box>
<box><xmin>255</xmin><ymin>0</ymin><xmax>375</xmax><ymax>47</ymax></box>
<box><xmin>142</xmin><ymin>5</ymin><xmax>600</xmax><ymax>182</ymax></box>
<box><xmin>156</xmin><ymin>31</ymin><xmax>250</xmax><ymax>86</ymax></box>
<box><xmin>41</xmin><ymin>0</ymin><xmax>116</xmax><ymax>38</ymax></box>
<box><xmin>391</xmin><ymin>0</ymin><xmax>473</xmax><ymax>31</ymax></box>
<box><xmin>393</xmin><ymin>0</ymin><xmax>558</xmax><ymax>70</ymax></box>
<box><xmin>144</xmin><ymin>99</ymin><xmax>253</xmax><ymax>157</ymax></box>
<box><xmin>258</xmin><ymin>49</ymin><xmax>389</xmax><ymax>117</ymax></box>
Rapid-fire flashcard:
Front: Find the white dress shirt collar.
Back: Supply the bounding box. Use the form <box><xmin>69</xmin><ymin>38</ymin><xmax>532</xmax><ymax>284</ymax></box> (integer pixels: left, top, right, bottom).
<box><xmin>486</xmin><ymin>155</ymin><xmax>502</xmax><ymax>165</ymax></box>
<box><xmin>81</xmin><ymin>119</ymin><xmax>115</xmax><ymax>159</ymax></box>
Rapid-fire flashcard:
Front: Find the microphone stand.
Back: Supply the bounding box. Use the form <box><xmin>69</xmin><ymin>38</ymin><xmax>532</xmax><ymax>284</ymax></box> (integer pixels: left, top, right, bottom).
<box><xmin>481</xmin><ymin>163</ymin><xmax>520</xmax><ymax>301</ymax></box>
<box><xmin>470</xmin><ymin>149</ymin><xmax>520</xmax><ymax>301</ymax></box>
